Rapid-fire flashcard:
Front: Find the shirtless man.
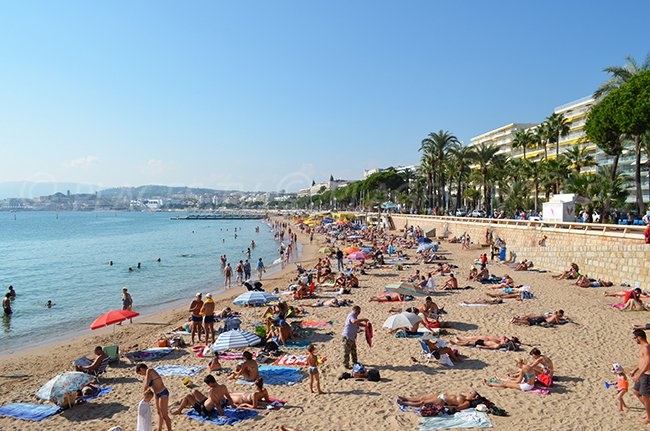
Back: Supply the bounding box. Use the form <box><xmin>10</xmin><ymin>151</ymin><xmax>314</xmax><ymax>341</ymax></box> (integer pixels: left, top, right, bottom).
<box><xmin>202</xmin><ymin>293</ymin><xmax>216</xmax><ymax>344</ymax></box>
<box><xmin>229</xmin><ymin>351</ymin><xmax>259</xmax><ymax>382</ymax></box>
<box><xmin>397</xmin><ymin>390</ymin><xmax>479</xmax><ymax>409</ymax></box>
<box><xmin>528</xmin><ymin>348</ymin><xmax>554</xmax><ymax>377</ymax></box>
<box><xmin>451</xmin><ymin>335</ymin><xmax>520</xmax><ymax>350</ymax></box>
<box><xmin>75</xmin><ymin>346</ymin><xmax>108</xmax><ymax>373</ymax></box>
<box><xmin>631</xmin><ymin>329</ymin><xmax>650</xmax><ymax>424</ymax></box>
<box><xmin>441</xmin><ymin>273</ymin><xmax>458</xmax><ymax>290</ymax></box>
<box><xmin>189</xmin><ymin>293</ymin><xmax>204</xmax><ymax>344</ymax></box>
<box><xmin>418</xmin><ymin>297</ymin><xmax>439</xmax><ymax>316</ymax></box>
<box><xmin>172</xmin><ymin>374</ymin><xmax>234</xmax><ymax>417</ymax></box>
<box><xmin>511</xmin><ymin>310</ymin><xmax>564</xmax><ymax>326</ymax></box>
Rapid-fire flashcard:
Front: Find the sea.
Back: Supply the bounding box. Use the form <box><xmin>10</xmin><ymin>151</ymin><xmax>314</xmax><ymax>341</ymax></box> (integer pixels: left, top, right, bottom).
<box><xmin>0</xmin><ymin>211</ymin><xmax>290</xmax><ymax>354</ymax></box>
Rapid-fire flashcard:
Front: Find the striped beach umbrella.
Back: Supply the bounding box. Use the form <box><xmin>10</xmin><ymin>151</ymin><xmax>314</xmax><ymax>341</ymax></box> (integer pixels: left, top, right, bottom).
<box><xmin>212</xmin><ymin>330</ymin><xmax>261</xmax><ymax>352</ymax></box>
<box><xmin>233</xmin><ymin>291</ymin><xmax>278</xmax><ymax>306</ymax></box>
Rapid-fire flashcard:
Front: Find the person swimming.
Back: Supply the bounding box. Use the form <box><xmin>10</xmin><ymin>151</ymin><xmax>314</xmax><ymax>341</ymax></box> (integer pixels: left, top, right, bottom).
<box><xmin>108</xmin><ymin>260</ymin><xmax>113</xmax><ymax>266</ymax></box>
<box><xmin>128</xmin><ymin>267</ymin><xmax>133</xmax><ymax>272</ymax></box>
<box><xmin>45</xmin><ymin>300</ymin><xmax>54</xmax><ymax>308</ymax></box>
<box><xmin>137</xmin><ymin>262</ymin><xmax>141</xmax><ymax>269</ymax></box>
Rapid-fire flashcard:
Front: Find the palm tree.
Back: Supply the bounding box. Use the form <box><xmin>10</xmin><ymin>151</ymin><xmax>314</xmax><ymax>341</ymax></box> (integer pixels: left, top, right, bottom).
<box><xmin>594</xmin><ymin>52</ymin><xmax>650</xmax><ymax>98</ymax></box>
<box><xmin>564</xmin><ymin>144</ymin><xmax>596</xmax><ymax>173</ymax></box>
<box><xmin>421</xmin><ymin>130</ymin><xmax>459</xmax><ymax>211</ymax></box>
<box><xmin>447</xmin><ymin>143</ymin><xmax>476</xmax><ymax>214</ymax></box>
<box><xmin>535</xmin><ymin>123</ymin><xmax>550</xmax><ymax>160</ymax></box>
<box><xmin>545</xmin><ymin>112</ymin><xmax>571</xmax><ymax>157</ymax></box>
<box><xmin>511</xmin><ymin>129</ymin><xmax>534</xmax><ymax>159</ymax></box>
<box><xmin>418</xmin><ymin>138</ymin><xmax>435</xmax><ymax>211</ymax></box>
<box><xmin>590</xmin><ymin>166</ymin><xmax>629</xmax><ymax>223</ymax></box>
<box><xmin>473</xmin><ymin>142</ymin><xmax>499</xmax><ymax>213</ymax></box>
<box><xmin>523</xmin><ymin>160</ymin><xmax>543</xmax><ymax>212</ymax></box>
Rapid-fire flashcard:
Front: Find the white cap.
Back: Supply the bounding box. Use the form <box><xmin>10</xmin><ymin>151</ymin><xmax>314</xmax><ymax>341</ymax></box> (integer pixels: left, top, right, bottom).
<box><xmin>205</xmin><ymin>293</ymin><xmax>212</xmax><ymax>298</ymax></box>
<box><xmin>196</xmin><ymin>292</ymin><xmax>202</xmax><ymax>297</ymax></box>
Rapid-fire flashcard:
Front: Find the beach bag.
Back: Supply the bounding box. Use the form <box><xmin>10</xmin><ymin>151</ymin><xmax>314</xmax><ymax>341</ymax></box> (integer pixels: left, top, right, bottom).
<box><xmin>255</xmin><ymin>325</ymin><xmax>267</xmax><ymax>338</ymax></box>
<box><xmin>537</xmin><ymin>373</ymin><xmax>553</xmax><ymax>387</ymax></box>
<box><xmin>367</xmin><ymin>369</ymin><xmax>381</xmax><ymax>382</ymax></box>
<box><xmin>420</xmin><ymin>403</ymin><xmax>443</xmax><ymax>417</ymax></box>
<box><xmin>504</xmin><ymin>340</ymin><xmax>519</xmax><ymax>351</ymax></box>
<box><xmin>157</xmin><ymin>338</ymin><xmax>169</xmax><ymax>348</ymax></box>
<box><xmin>352</xmin><ymin>363</ymin><xmax>366</xmax><ymax>376</ymax></box>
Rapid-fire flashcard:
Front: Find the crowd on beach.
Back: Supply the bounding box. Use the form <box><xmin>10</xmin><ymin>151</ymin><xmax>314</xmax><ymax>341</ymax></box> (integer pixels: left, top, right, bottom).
<box><xmin>4</xmin><ymin>214</ymin><xmax>650</xmax><ymax>431</ymax></box>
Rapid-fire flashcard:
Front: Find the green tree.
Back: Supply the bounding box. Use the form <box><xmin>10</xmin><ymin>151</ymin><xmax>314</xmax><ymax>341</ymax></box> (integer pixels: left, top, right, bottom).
<box><xmin>594</xmin><ymin>52</ymin><xmax>650</xmax><ymax>98</ymax></box>
<box><xmin>473</xmin><ymin>142</ymin><xmax>499</xmax><ymax>213</ymax></box>
<box><xmin>589</xmin><ymin>167</ymin><xmax>629</xmax><ymax>223</ymax></box>
<box><xmin>585</xmin><ymin>92</ymin><xmax>624</xmax><ymax>180</ymax></box>
<box><xmin>447</xmin><ymin>143</ymin><xmax>476</xmax><ymax>214</ymax></box>
<box><xmin>545</xmin><ymin>112</ymin><xmax>571</xmax><ymax>157</ymax></box>
<box><xmin>564</xmin><ymin>144</ymin><xmax>596</xmax><ymax>173</ymax></box>
<box><xmin>511</xmin><ymin>129</ymin><xmax>534</xmax><ymax>159</ymax></box>
<box><xmin>523</xmin><ymin>160</ymin><xmax>543</xmax><ymax>212</ymax></box>
<box><xmin>419</xmin><ymin>130</ymin><xmax>459</xmax><ymax>211</ymax></box>
<box><xmin>534</xmin><ymin>123</ymin><xmax>550</xmax><ymax>160</ymax></box>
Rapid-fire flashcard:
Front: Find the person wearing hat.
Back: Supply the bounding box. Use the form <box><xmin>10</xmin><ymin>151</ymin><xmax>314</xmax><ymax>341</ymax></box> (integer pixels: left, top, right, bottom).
<box><xmin>202</xmin><ymin>293</ymin><xmax>216</xmax><ymax>344</ymax></box>
<box><xmin>189</xmin><ymin>293</ymin><xmax>204</xmax><ymax>344</ymax></box>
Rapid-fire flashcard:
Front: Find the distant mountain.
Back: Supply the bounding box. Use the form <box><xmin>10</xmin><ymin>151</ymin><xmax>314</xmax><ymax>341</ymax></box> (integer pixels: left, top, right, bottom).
<box><xmin>0</xmin><ymin>182</ymin><xmax>100</xmax><ymax>199</ymax></box>
<box><xmin>97</xmin><ymin>185</ymin><xmax>240</xmax><ymax>200</ymax></box>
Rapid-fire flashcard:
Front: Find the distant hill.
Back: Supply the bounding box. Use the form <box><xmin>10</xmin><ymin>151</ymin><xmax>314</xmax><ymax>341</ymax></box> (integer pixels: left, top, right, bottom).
<box><xmin>97</xmin><ymin>185</ymin><xmax>239</xmax><ymax>199</ymax></box>
<box><xmin>0</xmin><ymin>182</ymin><xmax>99</xmax><ymax>199</ymax></box>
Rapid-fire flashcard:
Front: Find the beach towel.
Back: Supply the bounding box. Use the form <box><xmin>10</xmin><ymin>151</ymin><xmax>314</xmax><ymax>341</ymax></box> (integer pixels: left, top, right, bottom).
<box><xmin>479</xmin><ymin>279</ymin><xmax>500</xmax><ymax>285</ymax></box>
<box><xmin>154</xmin><ymin>365</ymin><xmax>206</xmax><ymax>377</ymax></box>
<box><xmin>125</xmin><ymin>348</ymin><xmax>174</xmax><ymax>362</ymax></box>
<box><xmin>283</xmin><ymin>341</ymin><xmax>311</xmax><ymax>349</ymax></box>
<box><xmin>419</xmin><ymin>409</ymin><xmax>492</xmax><ymax>430</ymax></box>
<box><xmin>79</xmin><ymin>386</ymin><xmax>113</xmax><ymax>402</ymax></box>
<box><xmin>272</xmin><ymin>354</ymin><xmax>328</xmax><ymax>367</ymax></box>
<box><xmin>395</xmin><ymin>331</ymin><xmax>426</xmax><ymax>339</ymax></box>
<box><xmin>185</xmin><ymin>407</ymin><xmax>259</xmax><ymax>425</ymax></box>
<box><xmin>237</xmin><ymin>366</ymin><xmax>304</xmax><ymax>386</ymax></box>
<box><xmin>218</xmin><ymin>352</ymin><xmax>258</xmax><ymax>361</ymax></box>
<box><xmin>0</xmin><ymin>403</ymin><xmax>62</xmax><ymax>421</ymax></box>
<box><xmin>301</xmin><ymin>320</ymin><xmax>333</xmax><ymax>328</ymax></box>
<box><xmin>365</xmin><ymin>321</ymin><xmax>373</xmax><ymax>347</ymax></box>
<box><xmin>459</xmin><ymin>303</ymin><xmax>490</xmax><ymax>307</ymax></box>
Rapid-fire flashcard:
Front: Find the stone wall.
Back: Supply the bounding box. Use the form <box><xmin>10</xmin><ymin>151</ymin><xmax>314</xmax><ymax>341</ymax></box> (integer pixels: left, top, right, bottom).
<box><xmin>389</xmin><ymin>215</ymin><xmax>650</xmax><ymax>288</ymax></box>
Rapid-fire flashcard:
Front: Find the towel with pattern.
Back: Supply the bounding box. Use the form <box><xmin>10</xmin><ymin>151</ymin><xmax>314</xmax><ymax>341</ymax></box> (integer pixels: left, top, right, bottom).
<box><xmin>154</xmin><ymin>365</ymin><xmax>206</xmax><ymax>377</ymax></box>
<box><xmin>125</xmin><ymin>348</ymin><xmax>174</xmax><ymax>362</ymax></box>
<box><xmin>419</xmin><ymin>409</ymin><xmax>492</xmax><ymax>430</ymax></box>
<box><xmin>185</xmin><ymin>407</ymin><xmax>258</xmax><ymax>425</ymax></box>
<box><xmin>237</xmin><ymin>366</ymin><xmax>304</xmax><ymax>385</ymax></box>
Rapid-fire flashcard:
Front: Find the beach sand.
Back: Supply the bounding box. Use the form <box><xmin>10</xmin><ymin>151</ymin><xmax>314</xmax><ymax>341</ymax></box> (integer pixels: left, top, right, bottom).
<box><xmin>0</xmin><ymin>220</ymin><xmax>645</xmax><ymax>430</ymax></box>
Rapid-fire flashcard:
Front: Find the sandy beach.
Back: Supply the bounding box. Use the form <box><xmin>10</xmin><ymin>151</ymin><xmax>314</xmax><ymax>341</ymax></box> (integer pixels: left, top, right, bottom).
<box><xmin>0</xmin><ymin>217</ymin><xmax>646</xmax><ymax>431</ymax></box>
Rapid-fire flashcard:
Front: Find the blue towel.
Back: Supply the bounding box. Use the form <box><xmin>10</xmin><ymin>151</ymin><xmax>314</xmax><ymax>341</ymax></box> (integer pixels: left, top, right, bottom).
<box><xmin>237</xmin><ymin>366</ymin><xmax>304</xmax><ymax>386</ymax></box>
<box><xmin>0</xmin><ymin>403</ymin><xmax>62</xmax><ymax>421</ymax></box>
<box><xmin>79</xmin><ymin>386</ymin><xmax>113</xmax><ymax>401</ymax></box>
<box><xmin>125</xmin><ymin>348</ymin><xmax>174</xmax><ymax>362</ymax></box>
<box><xmin>185</xmin><ymin>407</ymin><xmax>258</xmax><ymax>425</ymax></box>
<box><xmin>419</xmin><ymin>409</ymin><xmax>492</xmax><ymax>430</ymax></box>
<box><xmin>154</xmin><ymin>365</ymin><xmax>206</xmax><ymax>377</ymax></box>
<box><xmin>283</xmin><ymin>341</ymin><xmax>310</xmax><ymax>349</ymax></box>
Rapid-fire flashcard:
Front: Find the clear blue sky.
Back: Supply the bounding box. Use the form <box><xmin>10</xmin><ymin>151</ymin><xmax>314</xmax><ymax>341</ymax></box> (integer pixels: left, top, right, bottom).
<box><xmin>0</xmin><ymin>1</ymin><xmax>648</xmax><ymax>192</ymax></box>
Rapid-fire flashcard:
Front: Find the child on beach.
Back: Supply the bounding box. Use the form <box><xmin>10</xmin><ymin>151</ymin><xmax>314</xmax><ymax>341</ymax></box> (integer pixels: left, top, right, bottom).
<box><xmin>612</xmin><ymin>363</ymin><xmax>628</xmax><ymax>411</ymax></box>
<box><xmin>306</xmin><ymin>344</ymin><xmax>323</xmax><ymax>394</ymax></box>
<box><xmin>137</xmin><ymin>389</ymin><xmax>154</xmax><ymax>431</ymax></box>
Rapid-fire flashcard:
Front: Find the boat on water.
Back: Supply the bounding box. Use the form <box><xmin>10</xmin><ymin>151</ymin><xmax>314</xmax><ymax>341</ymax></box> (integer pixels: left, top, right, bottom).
<box><xmin>171</xmin><ymin>213</ymin><xmax>266</xmax><ymax>220</ymax></box>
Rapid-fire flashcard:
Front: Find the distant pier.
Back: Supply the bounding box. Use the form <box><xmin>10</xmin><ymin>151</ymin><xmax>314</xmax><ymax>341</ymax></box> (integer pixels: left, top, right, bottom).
<box><xmin>170</xmin><ymin>213</ymin><xmax>266</xmax><ymax>220</ymax></box>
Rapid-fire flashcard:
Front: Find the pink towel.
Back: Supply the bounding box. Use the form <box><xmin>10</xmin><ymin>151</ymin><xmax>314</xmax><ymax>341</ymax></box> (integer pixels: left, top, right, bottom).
<box><xmin>611</xmin><ymin>303</ymin><xmax>626</xmax><ymax>310</ymax></box>
<box><xmin>365</xmin><ymin>322</ymin><xmax>373</xmax><ymax>347</ymax></box>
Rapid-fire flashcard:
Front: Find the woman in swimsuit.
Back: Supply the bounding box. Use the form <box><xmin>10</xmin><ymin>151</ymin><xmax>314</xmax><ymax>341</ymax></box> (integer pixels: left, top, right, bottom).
<box><xmin>136</xmin><ymin>363</ymin><xmax>171</xmax><ymax>431</ymax></box>
<box><xmin>229</xmin><ymin>378</ymin><xmax>269</xmax><ymax>409</ymax></box>
<box><xmin>511</xmin><ymin>310</ymin><xmax>564</xmax><ymax>326</ymax></box>
<box><xmin>451</xmin><ymin>335</ymin><xmax>520</xmax><ymax>350</ymax></box>
<box><xmin>397</xmin><ymin>390</ymin><xmax>479</xmax><ymax>409</ymax></box>
<box><xmin>485</xmin><ymin>359</ymin><xmax>537</xmax><ymax>392</ymax></box>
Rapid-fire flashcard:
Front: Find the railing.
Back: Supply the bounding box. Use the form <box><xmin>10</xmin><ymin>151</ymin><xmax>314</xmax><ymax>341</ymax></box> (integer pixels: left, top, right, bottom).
<box><xmin>386</xmin><ymin>214</ymin><xmax>647</xmax><ymax>241</ymax></box>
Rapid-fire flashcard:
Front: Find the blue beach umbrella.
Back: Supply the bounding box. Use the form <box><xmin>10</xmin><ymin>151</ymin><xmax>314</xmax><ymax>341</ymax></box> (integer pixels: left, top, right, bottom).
<box><xmin>233</xmin><ymin>291</ymin><xmax>278</xmax><ymax>306</ymax></box>
<box><xmin>362</xmin><ymin>247</ymin><xmax>373</xmax><ymax>253</ymax></box>
<box><xmin>416</xmin><ymin>237</ymin><xmax>432</xmax><ymax>243</ymax></box>
<box><xmin>212</xmin><ymin>330</ymin><xmax>261</xmax><ymax>352</ymax></box>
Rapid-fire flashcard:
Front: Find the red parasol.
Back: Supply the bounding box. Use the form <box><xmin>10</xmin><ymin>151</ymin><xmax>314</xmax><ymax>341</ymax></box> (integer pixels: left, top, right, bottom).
<box><xmin>90</xmin><ymin>310</ymin><xmax>139</xmax><ymax>330</ymax></box>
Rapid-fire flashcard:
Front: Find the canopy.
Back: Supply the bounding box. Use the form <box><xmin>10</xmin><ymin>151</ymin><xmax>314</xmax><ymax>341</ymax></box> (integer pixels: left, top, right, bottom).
<box><xmin>385</xmin><ymin>282</ymin><xmax>429</xmax><ymax>297</ymax></box>
<box><xmin>37</xmin><ymin>372</ymin><xmax>92</xmax><ymax>405</ymax></box>
<box><xmin>343</xmin><ymin>246</ymin><xmax>360</xmax><ymax>254</ymax></box>
<box><xmin>212</xmin><ymin>330</ymin><xmax>261</xmax><ymax>352</ymax></box>
<box><xmin>233</xmin><ymin>291</ymin><xmax>278</xmax><ymax>306</ymax></box>
<box><xmin>383</xmin><ymin>312</ymin><xmax>421</xmax><ymax>330</ymax></box>
<box><xmin>90</xmin><ymin>309</ymin><xmax>140</xmax><ymax>330</ymax></box>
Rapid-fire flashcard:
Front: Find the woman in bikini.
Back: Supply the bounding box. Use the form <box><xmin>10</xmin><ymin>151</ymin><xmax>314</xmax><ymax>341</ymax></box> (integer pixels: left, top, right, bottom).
<box><xmin>229</xmin><ymin>378</ymin><xmax>269</xmax><ymax>409</ymax></box>
<box><xmin>511</xmin><ymin>310</ymin><xmax>564</xmax><ymax>326</ymax></box>
<box><xmin>397</xmin><ymin>390</ymin><xmax>479</xmax><ymax>409</ymax></box>
<box><xmin>485</xmin><ymin>359</ymin><xmax>537</xmax><ymax>392</ymax></box>
<box><xmin>451</xmin><ymin>335</ymin><xmax>520</xmax><ymax>349</ymax></box>
<box><xmin>136</xmin><ymin>363</ymin><xmax>172</xmax><ymax>431</ymax></box>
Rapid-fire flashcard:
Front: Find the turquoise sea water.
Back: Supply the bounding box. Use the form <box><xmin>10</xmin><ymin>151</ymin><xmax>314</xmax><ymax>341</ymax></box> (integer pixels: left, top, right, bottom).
<box><xmin>0</xmin><ymin>212</ymin><xmax>286</xmax><ymax>354</ymax></box>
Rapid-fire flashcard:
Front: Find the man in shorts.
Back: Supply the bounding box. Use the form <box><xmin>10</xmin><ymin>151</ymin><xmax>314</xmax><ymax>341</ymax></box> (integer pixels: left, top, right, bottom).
<box><xmin>189</xmin><ymin>293</ymin><xmax>204</xmax><ymax>344</ymax></box>
<box><xmin>172</xmin><ymin>374</ymin><xmax>233</xmax><ymax>417</ymax></box>
<box><xmin>632</xmin><ymin>329</ymin><xmax>650</xmax><ymax>424</ymax></box>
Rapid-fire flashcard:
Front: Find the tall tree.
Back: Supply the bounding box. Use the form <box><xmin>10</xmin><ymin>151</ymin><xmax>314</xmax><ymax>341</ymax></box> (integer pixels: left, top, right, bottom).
<box><xmin>418</xmin><ymin>137</ymin><xmax>436</xmax><ymax>211</ymax></box>
<box><xmin>545</xmin><ymin>112</ymin><xmax>571</xmax><ymax>157</ymax></box>
<box><xmin>523</xmin><ymin>160</ymin><xmax>543</xmax><ymax>212</ymax></box>
<box><xmin>511</xmin><ymin>129</ymin><xmax>534</xmax><ymax>159</ymax></box>
<box><xmin>535</xmin><ymin>123</ymin><xmax>550</xmax><ymax>160</ymax></box>
<box><xmin>585</xmin><ymin>92</ymin><xmax>624</xmax><ymax>180</ymax></box>
<box><xmin>420</xmin><ymin>130</ymin><xmax>459</xmax><ymax>211</ymax></box>
<box><xmin>473</xmin><ymin>142</ymin><xmax>499</xmax><ymax>213</ymax></box>
<box><xmin>564</xmin><ymin>144</ymin><xmax>596</xmax><ymax>173</ymax></box>
<box><xmin>594</xmin><ymin>52</ymin><xmax>650</xmax><ymax>98</ymax></box>
<box><xmin>447</xmin><ymin>143</ymin><xmax>476</xmax><ymax>213</ymax></box>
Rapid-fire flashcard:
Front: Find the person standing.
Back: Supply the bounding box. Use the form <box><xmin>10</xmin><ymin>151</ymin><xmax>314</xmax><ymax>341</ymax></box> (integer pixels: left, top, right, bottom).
<box><xmin>235</xmin><ymin>261</ymin><xmax>244</xmax><ymax>285</ymax></box>
<box><xmin>202</xmin><ymin>293</ymin><xmax>216</xmax><ymax>345</ymax></box>
<box><xmin>336</xmin><ymin>248</ymin><xmax>344</xmax><ymax>273</ymax></box>
<box><xmin>2</xmin><ymin>293</ymin><xmax>12</xmax><ymax>316</ymax></box>
<box><xmin>7</xmin><ymin>285</ymin><xmax>15</xmax><ymax>299</ymax></box>
<box><xmin>189</xmin><ymin>293</ymin><xmax>204</xmax><ymax>344</ymax></box>
<box><xmin>257</xmin><ymin>258</ymin><xmax>265</xmax><ymax>281</ymax></box>
<box><xmin>632</xmin><ymin>329</ymin><xmax>650</xmax><ymax>424</ymax></box>
<box><xmin>341</xmin><ymin>305</ymin><xmax>368</xmax><ymax>369</ymax></box>
<box><xmin>121</xmin><ymin>287</ymin><xmax>133</xmax><ymax>324</ymax></box>
<box><xmin>224</xmin><ymin>263</ymin><xmax>232</xmax><ymax>288</ymax></box>
<box><xmin>243</xmin><ymin>259</ymin><xmax>251</xmax><ymax>281</ymax></box>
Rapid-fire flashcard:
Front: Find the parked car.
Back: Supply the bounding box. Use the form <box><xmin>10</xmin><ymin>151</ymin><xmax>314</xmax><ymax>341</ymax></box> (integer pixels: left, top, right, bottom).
<box><xmin>469</xmin><ymin>209</ymin><xmax>486</xmax><ymax>218</ymax></box>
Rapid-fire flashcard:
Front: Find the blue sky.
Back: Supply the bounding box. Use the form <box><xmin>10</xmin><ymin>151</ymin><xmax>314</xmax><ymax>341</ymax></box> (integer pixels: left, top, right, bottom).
<box><xmin>0</xmin><ymin>1</ymin><xmax>648</xmax><ymax>192</ymax></box>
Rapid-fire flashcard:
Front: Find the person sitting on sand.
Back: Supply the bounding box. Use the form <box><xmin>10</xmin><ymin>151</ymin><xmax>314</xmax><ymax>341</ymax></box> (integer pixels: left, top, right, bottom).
<box><xmin>451</xmin><ymin>335</ymin><xmax>520</xmax><ymax>350</ymax></box>
<box><xmin>293</xmin><ymin>282</ymin><xmax>309</xmax><ymax>300</ymax></box>
<box><xmin>511</xmin><ymin>310</ymin><xmax>565</xmax><ymax>326</ymax></box>
<box><xmin>334</xmin><ymin>273</ymin><xmax>346</xmax><ymax>288</ymax></box>
<box><xmin>553</xmin><ymin>263</ymin><xmax>579</xmax><ymax>280</ymax></box>
<box><xmin>402</xmin><ymin>269</ymin><xmax>421</xmax><ymax>283</ymax></box>
<box><xmin>229</xmin><ymin>351</ymin><xmax>259</xmax><ymax>382</ymax></box>
<box><xmin>229</xmin><ymin>377</ymin><xmax>270</xmax><ymax>409</ymax></box>
<box><xmin>528</xmin><ymin>348</ymin><xmax>554</xmax><ymax>379</ymax></box>
<box><xmin>485</xmin><ymin>359</ymin><xmax>537</xmax><ymax>392</ymax></box>
<box><xmin>75</xmin><ymin>346</ymin><xmax>108</xmax><ymax>373</ymax></box>
<box><xmin>421</xmin><ymin>333</ymin><xmax>461</xmax><ymax>363</ymax></box>
<box><xmin>575</xmin><ymin>276</ymin><xmax>613</xmax><ymax>288</ymax></box>
<box><xmin>172</xmin><ymin>374</ymin><xmax>233</xmax><ymax>417</ymax></box>
<box><xmin>346</xmin><ymin>273</ymin><xmax>359</xmax><ymax>288</ymax></box>
<box><xmin>515</xmin><ymin>260</ymin><xmax>534</xmax><ymax>271</ymax></box>
<box><xmin>317</xmin><ymin>266</ymin><xmax>334</xmax><ymax>284</ymax></box>
<box><xmin>418</xmin><ymin>297</ymin><xmax>440</xmax><ymax>316</ymax></box>
<box><xmin>397</xmin><ymin>390</ymin><xmax>479</xmax><ymax>409</ymax></box>
<box><xmin>468</xmin><ymin>267</ymin><xmax>479</xmax><ymax>281</ymax></box>
<box><xmin>476</xmin><ymin>266</ymin><xmax>490</xmax><ymax>281</ymax></box>
<box><xmin>370</xmin><ymin>292</ymin><xmax>403</xmax><ymax>302</ymax></box>
<box><xmin>440</xmin><ymin>273</ymin><xmax>458</xmax><ymax>290</ymax></box>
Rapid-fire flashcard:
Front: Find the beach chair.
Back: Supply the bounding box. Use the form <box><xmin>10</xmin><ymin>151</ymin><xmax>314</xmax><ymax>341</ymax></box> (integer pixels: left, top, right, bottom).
<box><xmin>419</xmin><ymin>341</ymin><xmax>437</xmax><ymax>364</ymax></box>
<box><xmin>90</xmin><ymin>356</ymin><xmax>111</xmax><ymax>383</ymax></box>
<box><xmin>102</xmin><ymin>345</ymin><xmax>120</xmax><ymax>363</ymax></box>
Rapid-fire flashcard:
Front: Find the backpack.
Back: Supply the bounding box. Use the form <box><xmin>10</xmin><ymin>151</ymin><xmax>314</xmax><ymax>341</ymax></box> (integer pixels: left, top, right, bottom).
<box><xmin>504</xmin><ymin>340</ymin><xmax>519</xmax><ymax>351</ymax></box>
<box><xmin>420</xmin><ymin>403</ymin><xmax>444</xmax><ymax>417</ymax></box>
<box><xmin>367</xmin><ymin>369</ymin><xmax>381</xmax><ymax>382</ymax></box>
<box><xmin>352</xmin><ymin>363</ymin><xmax>366</xmax><ymax>375</ymax></box>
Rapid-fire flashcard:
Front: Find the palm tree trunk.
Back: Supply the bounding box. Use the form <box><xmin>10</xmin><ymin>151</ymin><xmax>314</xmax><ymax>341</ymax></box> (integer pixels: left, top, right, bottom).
<box><xmin>611</xmin><ymin>154</ymin><xmax>620</xmax><ymax>181</ymax></box>
<box><xmin>523</xmin><ymin>146</ymin><xmax>527</xmax><ymax>159</ymax></box>
<box><xmin>455</xmin><ymin>172</ymin><xmax>462</xmax><ymax>214</ymax></box>
<box><xmin>544</xmin><ymin>141</ymin><xmax>548</xmax><ymax>160</ymax></box>
<box><xmin>556</xmin><ymin>133</ymin><xmax>560</xmax><ymax>157</ymax></box>
<box><xmin>634</xmin><ymin>135</ymin><xmax>644</xmax><ymax>213</ymax></box>
<box><xmin>534</xmin><ymin>182</ymin><xmax>539</xmax><ymax>212</ymax></box>
<box><xmin>482</xmin><ymin>169</ymin><xmax>489</xmax><ymax>212</ymax></box>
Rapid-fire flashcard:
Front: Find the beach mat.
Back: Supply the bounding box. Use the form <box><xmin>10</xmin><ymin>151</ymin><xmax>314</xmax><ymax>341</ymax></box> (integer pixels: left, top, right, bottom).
<box><xmin>237</xmin><ymin>366</ymin><xmax>304</xmax><ymax>386</ymax></box>
<box><xmin>301</xmin><ymin>320</ymin><xmax>334</xmax><ymax>328</ymax></box>
<box><xmin>79</xmin><ymin>386</ymin><xmax>113</xmax><ymax>402</ymax></box>
<box><xmin>154</xmin><ymin>365</ymin><xmax>206</xmax><ymax>377</ymax></box>
<box><xmin>185</xmin><ymin>407</ymin><xmax>258</xmax><ymax>425</ymax></box>
<box><xmin>125</xmin><ymin>348</ymin><xmax>174</xmax><ymax>362</ymax></box>
<box><xmin>272</xmin><ymin>354</ymin><xmax>327</xmax><ymax>367</ymax></box>
<box><xmin>283</xmin><ymin>341</ymin><xmax>311</xmax><ymax>349</ymax></box>
<box><xmin>459</xmin><ymin>303</ymin><xmax>490</xmax><ymax>307</ymax></box>
<box><xmin>419</xmin><ymin>409</ymin><xmax>492</xmax><ymax>430</ymax></box>
<box><xmin>0</xmin><ymin>403</ymin><xmax>62</xmax><ymax>421</ymax></box>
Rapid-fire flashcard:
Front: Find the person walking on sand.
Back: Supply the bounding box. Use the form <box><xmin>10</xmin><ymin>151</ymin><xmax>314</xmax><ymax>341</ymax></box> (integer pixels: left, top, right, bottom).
<box><xmin>336</xmin><ymin>248</ymin><xmax>344</xmax><ymax>273</ymax></box>
<box><xmin>224</xmin><ymin>263</ymin><xmax>232</xmax><ymax>288</ymax></box>
<box><xmin>257</xmin><ymin>258</ymin><xmax>266</xmax><ymax>281</ymax></box>
<box><xmin>136</xmin><ymin>364</ymin><xmax>171</xmax><ymax>431</ymax></box>
<box><xmin>631</xmin><ymin>329</ymin><xmax>650</xmax><ymax>424</ymax></box>
<box><xmin>341</xmin><ymin>305</ymin><xmax>368</xmax><ymax>369</ymax></box>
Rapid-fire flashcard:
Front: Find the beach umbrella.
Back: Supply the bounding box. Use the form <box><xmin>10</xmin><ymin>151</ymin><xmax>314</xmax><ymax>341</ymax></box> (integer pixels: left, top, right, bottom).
<box><xmin>386</xmin><ymin>282</ymin><xmax>428</xmax><ymax>296</ymax></box>
<box><xmin>383</xmin><ymin>312</ymin><xmax>421</xmax><ymax>330</ymax></box>
<box><xmin>319</xmin><ymin>247</ymin><xmax>335</xmax><ymax>254</ymax></box>
<box><xmin>37</xmin><ymin>371</ymin><xmax>92</xmax><ymax>405</ymax></box>
<box><xmin>90</xmin><ymin>309</ymin><xmax>140</xmax><ymax>330</ymax></box>
<box><xmin>343</xmin><ymin>246</ymin><xmax>360</xmax><ymax>254</ymax></box>
<box><xmin>348</xmin><ymin>251</ymin><xmax>368</xmax><ymax>261</ymax></box>
<box><xmin>416</xmin><ymin>237</ymin><xmax>432</xmax><ymax>243</ymax></box>
<box><xmin>233</xmin><ymin>291</ymin><xmax>278</xmax><ymax>306</ymax></box>
<box><xmin>212</xmin><ymin>330</ymin><xmax>261</xmax><ymax>352</ymax></box>
<box><xmin>362</xmin><ymin>247</ymin><xmax>373</xmax><ymax>253</ymax></box>
<box><xmin>417</xmin><ymin>243</ymin><xmax>434</xmax><ymax>253</ymax></box>
<box><xmin>347</xmin><ymin>234</ymin><xmax>362</xmax><ymax>239</ymax></box>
